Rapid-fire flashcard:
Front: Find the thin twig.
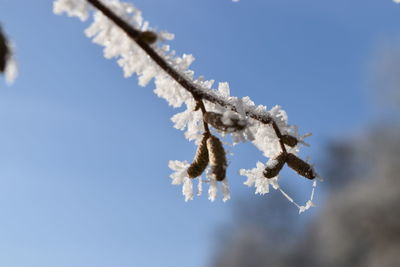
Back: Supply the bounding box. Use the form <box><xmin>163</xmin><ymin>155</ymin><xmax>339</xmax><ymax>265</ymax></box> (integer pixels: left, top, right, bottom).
<box><xmin>86</xmin><ymin>0</ymin><xmax>287</xmax><ymax>152</ymax></box>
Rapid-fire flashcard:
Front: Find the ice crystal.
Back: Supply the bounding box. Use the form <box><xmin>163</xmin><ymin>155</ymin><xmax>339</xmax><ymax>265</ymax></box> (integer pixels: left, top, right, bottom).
<box><xmin>54</xmin><ymin>0</ymin><xmax>90</xmax><ymax>21</ymax></box>
<box><xmin>182</xmin><ymin>177</ymin><xmax>194</xmax><ymax>202</ymax></box>
<box><xmin>168</xmin><ymin>160</ymin><xmax>189</xmax><ymax>185</ymax></box>
<box><xmin>208</xmin><ymin>176</ymin><xmax>218</xmax><ymax>202</ymax></box>
<box><xmin>221</xmin><ymin>179</ymin><xmax>231</xmax><ymax>202</ymax></box>
<box><xmin>240</xmin><ymin>161</ymin><xmax>279</xmax><ymax>194</ymax></box>
<box><xmin>240</xmin><ymin>161</ymin><xmax>318</xmax><ymax>213</ymax></box>
<box><xmin>168</xmin><ymin>160</ymin><xmax>230</xmax><ymax>201</ymax></box>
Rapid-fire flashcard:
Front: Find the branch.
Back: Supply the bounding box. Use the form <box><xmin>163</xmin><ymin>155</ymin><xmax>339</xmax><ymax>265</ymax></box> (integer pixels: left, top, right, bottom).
<box><xmin>86</xmin><ymin>0</ymin><xmax>287</xmax><ymax>152</ymax></box>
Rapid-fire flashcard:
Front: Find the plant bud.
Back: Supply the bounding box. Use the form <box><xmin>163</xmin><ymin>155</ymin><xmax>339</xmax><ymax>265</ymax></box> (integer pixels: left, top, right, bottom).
<box><xmin>207</xmin><ymin>135</ymin><xmax>227</xmax><ymax>181</ymax></box>
<box><xmin>138</xmin><ymin>31</ymin><xmax>158</xmax><ymax>44</ymax></box>
<box><xmin>187</xmin><ymin>134</ymin><xmax>209</xmax><ymax>178</ymax></box>
<box><xmin>286</xmin><ymin>153</ymin><xmax>316</xmax><ymax>179</ymax></box>
<box><xmin>263</xmin><ymin>153</ymin><xmax>287</xmax><ymax>178</ymax></box>
<box><xmin>0</xmin><ymin>27</ymin><xmax>9</xmax><ymax>73</ymax></box>
<box><xmin>203</xmin><ymin>111</ymin><xmax>246</xmax><ymax>132</ymax></box>
<box><xmin>281</xmin><ymin>135</ymin><xmax>298</xmax><ymax>147</ymax></box>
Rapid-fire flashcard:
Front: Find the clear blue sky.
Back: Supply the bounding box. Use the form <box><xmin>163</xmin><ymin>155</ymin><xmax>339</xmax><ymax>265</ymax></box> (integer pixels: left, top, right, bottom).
<box><xmin>0</xmin><ymin>0</ymin><xmax>399</xmax><ymax>266</ymax></box>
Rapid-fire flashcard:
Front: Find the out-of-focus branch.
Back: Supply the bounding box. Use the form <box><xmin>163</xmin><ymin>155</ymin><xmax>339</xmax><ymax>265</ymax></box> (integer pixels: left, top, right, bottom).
<box><xmin>0</xmin><ymin>26</ymin><xmax>10</xmax><ymax>73</ymax></box>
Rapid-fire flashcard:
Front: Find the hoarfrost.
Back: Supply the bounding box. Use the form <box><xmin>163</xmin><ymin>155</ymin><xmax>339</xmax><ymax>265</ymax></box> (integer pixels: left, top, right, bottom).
<box><xmin>240</xmin><ymin>162</ymin><xmax>279</xmax><ymax>193</ymax></box>
<box><xmin>182</xmin><ymin>177</ymin><xmax>193</xmax><ymax>201</ymax></box>
<box><xmin>168</xmin><ymin>160</ymin><xmax>189</xmax><ymax>185</ymax></box>
<box><xmin>54</xmin><ymin>0</ymin><xmax>315</xmax><ymax>208</ymax></box>
<box><xmin>221</xmin><ymin>179</ymin><xmax>231</xmax><ymax>202</ymax></box>
<box><xmin>53</xmin><ymin>0</ymin><xmax>90</xmax><ymax>21</ymax></box>
<box><xmin>208</xmin><ymin>176</ymin><xmax>218</xmax><ymax>202</ymax></box>
<box><xmin>197</xmin><ymin>177</ymin><xmax>203</xmax><ymax>196</ymax></box>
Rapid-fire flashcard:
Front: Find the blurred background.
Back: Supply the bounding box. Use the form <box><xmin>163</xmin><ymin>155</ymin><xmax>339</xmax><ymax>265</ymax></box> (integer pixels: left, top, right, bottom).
<box><xmin>0</xmin><ymin>0</ymin><xmax>399</xmax><ymax>266</ymax></box>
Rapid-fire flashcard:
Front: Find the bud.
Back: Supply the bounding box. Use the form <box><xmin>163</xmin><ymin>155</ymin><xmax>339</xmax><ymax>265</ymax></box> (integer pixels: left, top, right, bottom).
<box><xmin>207</xmin><ymin>135</ymin><xmax>227</xmax><ymax>181</ymax></box>
<box><xmin>286</xmin><ymin>153</ymin><xmax>316</xmax><ymax>179</ymax></box>
<box><xmin>281</xmin><ymin>135</ymin><xmax>298</xmax><ymax>147</ymax></box>
<box><xmin>187</xmin><ymin>134</ymin><xmax>209</xmax><ymax>178</ymax></box>
<box><xmin>0</xmin><ymin>27</ymin><xmax>10</xmax><ymax>73</ymax></box>
<box><xmin>263</xmin><ymin>153</ymin><xmax>287</xmax><ymax>178</ymax></box>
<box><xmin>138</xmin><ymin>31</ymin><xmax>158</xmax><ymax>44</ymax></box>
<box><xmin>203</xmin><ymin>111</ymin><xmax>246</xmax><ymax>132</ymax></box>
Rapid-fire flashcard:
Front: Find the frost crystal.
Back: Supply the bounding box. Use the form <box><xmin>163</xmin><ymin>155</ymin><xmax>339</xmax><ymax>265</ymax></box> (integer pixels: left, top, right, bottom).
<box><xmin>208</xmin><ymin>176</ymin><xmax>218</xmax><ymax>202</ymax></box>
<box><xmin>240</xmin><ymin>162</ymin><xmax>279</xmax><ymax>194</ymax></box>
<box><xmin>197</xmin><ymin>177</ymin><xmax>203</xmax><ymax>196</ymax></box>
<box><xmin>53</xmin><ymin>0</ymin><xmax>90</xmax><ymax>21</ymax></box>
<box><xmin>240</xmin><ymin>161</ymin><xmax>318</xmax><ymax>213</ymax></box>
<box><xmin>168</xmin><ymin>160</ymin><xmax>190</xmax><ymax>185</ymax></box>
<box><xmin>221</xmin><ymin>179</ymin><xmax>231</xmax><ymax>202</ymax></box>
<box><xmin>168</xmin><ymin>160</ymin><xmax>231</xmax><ymax>202</ymax></box>
<box><xmin>182</xmin><ymin>177</ymin><xmax>193</xmax><ymax>202</ymax></box>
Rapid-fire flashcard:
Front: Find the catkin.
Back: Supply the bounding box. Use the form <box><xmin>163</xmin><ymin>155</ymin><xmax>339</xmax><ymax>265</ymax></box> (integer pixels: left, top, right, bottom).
<box><xmin>207</xmin><ymin>135</ymin><xmax>227</xmax><ymax>181</ymax></box>
<box><xmin>187</xmin><ymin>134</ymin><xmax>210</xmax><ymax>178</ymax></box>
<box><xmin>0</xmin><ymin>27</ymin><xmax>9</xmax><ymax>73</ymax></box>
<box><xmin>138</xmin><ymin>31</ymin><xmax>158</xmax><ymax>44</ymax></box>
<box><xmin>281</xmin><ymin>135</ymin><xmax>298</xmax><ymax>147</ymax></box>
<box><xmin>203</xmin><ymin>112</ymin><xmax>246</xmax><ymax>132</ymax></box>
<box><xmin>286</xmin><ymin>153</ymin><xmax>316</xmax><ymax>179</ymax></box>
<box><xmin>263</xmin><ymin>153</ymin><xmax>287</xmax><ymax>178</ymax></box>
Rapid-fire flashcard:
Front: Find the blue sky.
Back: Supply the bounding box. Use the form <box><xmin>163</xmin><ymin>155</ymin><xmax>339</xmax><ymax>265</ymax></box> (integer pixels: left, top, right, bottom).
<box><xmin>0</xmin><ymin>0</ymin><xmax>399</xmax><ymax>266</ymax></box>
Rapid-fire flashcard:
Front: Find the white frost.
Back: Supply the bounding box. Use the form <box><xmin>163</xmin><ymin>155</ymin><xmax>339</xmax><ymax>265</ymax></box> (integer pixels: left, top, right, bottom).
<box><xmin>54</xmin><ymin>0</ymin><xmax>315</xmax><ymax>208</ymax></box>
<box><xmin>168</xmin><ymin>160</ymin><xmax>190</xmax><ymax>185</ymax></box>
<box><xmin>240</xmin><ymin>161</ymin><xmax>279</xmax><ymax>194</ymax></box>
<box><xmin>53</xmin><ymin>0</ymin><xmax>89</xmax><ymax>21</ymax></box>
<box><xmin>208</xmin><ymin>176</ymin><xmax>218</xmax><ymax>202</ymax></box>
<box><xmin>182</xmin><ymin>177</ymin><xmax>193</xmax><ymax>202</ymax></box>
<box><xmin>221</xmin><ymin>179</ymin><xmax>231</xmax><ymax>202</ymax></box>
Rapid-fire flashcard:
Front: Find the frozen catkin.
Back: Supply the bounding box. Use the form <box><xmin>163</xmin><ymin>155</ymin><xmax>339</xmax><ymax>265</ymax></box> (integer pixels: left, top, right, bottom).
<box><xmin>0</xmin><ymin>27</ymin><xmax>9</xmax><ymax>73</ymax></box>
<box><xmin>203</xmin><ymin>112</ymin><xmax>246</xmax><ymax>132</ymax></box>
<box><xmin>286</xmin><ymin>153</ymin><xmax>316</xmax><ymax>179</ymax></box>
<box><xmin>281</xmin><ymin>135</ymin><xmax>298</xmax><ymax>147</ymax></box>
<box><xmin>263</xmin><ymin>153</ymin><xmax>287</xmax><ymax>178</ymax></box>
<box><xmin>207</xmin><ymin>135</ymin><xmax>227</xmax><ymax>181</ymax></box>
<box><xmin>187</xmin><ymin>134</ymin><xmax>209</xmax><ymax>178</ymax></box>
<box><xmin>138</xmin><ymin>31</ymin><xmax>158</xmax><ymax>44</ymax></box>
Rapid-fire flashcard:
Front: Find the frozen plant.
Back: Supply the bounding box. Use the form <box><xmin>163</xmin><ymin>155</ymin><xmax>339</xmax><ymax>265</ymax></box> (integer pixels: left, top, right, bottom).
<box><xmin>53</xmin><ymin>0</ymin><xmax>320</xmax><ymax>213</ymax></box>
<box><xmin>0</xmin><ymin>26</ymin><xmax>18</xmax><ymax>84</ymax></box>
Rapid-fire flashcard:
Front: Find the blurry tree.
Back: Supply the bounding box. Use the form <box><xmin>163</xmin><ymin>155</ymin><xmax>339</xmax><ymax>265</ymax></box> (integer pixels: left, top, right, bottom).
<box><xmin>312</xmin><ymin>127</ymin><xmax>400</xmax><ymax>267</ymax></box>
<box><xmin>211</xmin><ymin>192</ymin><xmax>302</xmax><ymax>267</ymax></box>
<box><xmin>212</xmin><ymin>125</ymin><xmax>400</xmax><ymax>267</ymax></box>
<box><xmin>212</xmin><ymin>31</ymin><xmax>400</xmax><ymax>266</ymax></box>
